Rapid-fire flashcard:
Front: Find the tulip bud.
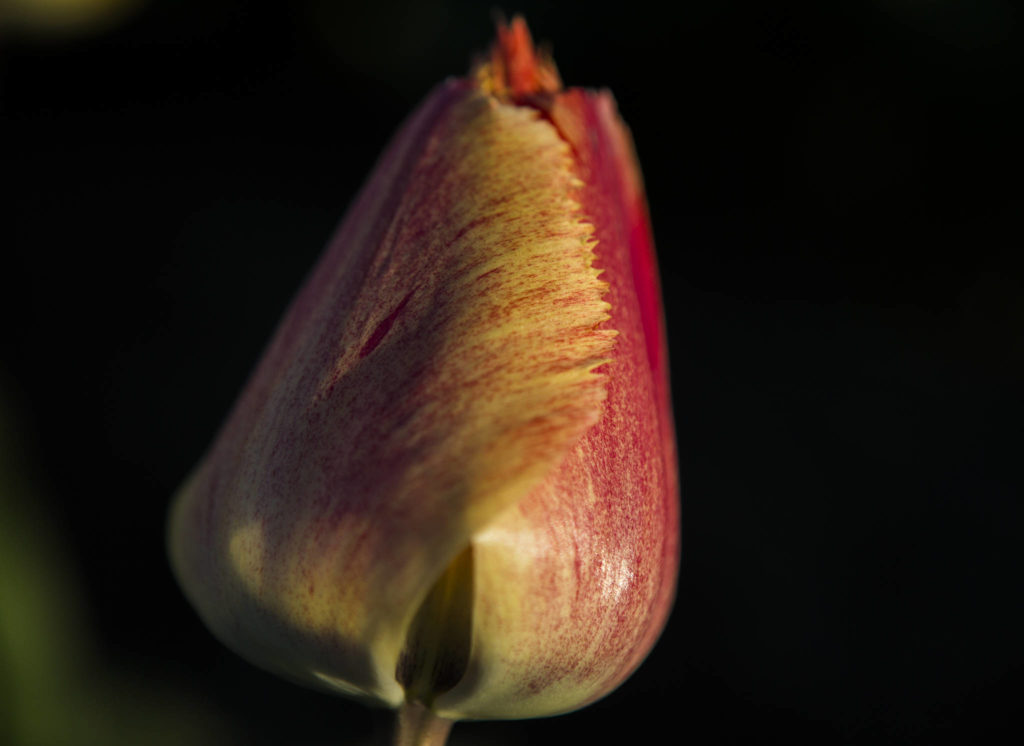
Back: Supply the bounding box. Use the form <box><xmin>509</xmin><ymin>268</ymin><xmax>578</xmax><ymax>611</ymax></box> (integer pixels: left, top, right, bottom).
<box><xmin>169</xmin><ymin>17</ymin><xmax>677</xmax><ymax>743</ymax></box>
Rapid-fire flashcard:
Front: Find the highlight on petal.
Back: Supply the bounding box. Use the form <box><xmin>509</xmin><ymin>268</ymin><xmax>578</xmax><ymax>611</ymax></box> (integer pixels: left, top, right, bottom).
<box><xmin>168</xmin><ymin>76</ymin><xmax>618</xmax><ymax>706</ymax></box>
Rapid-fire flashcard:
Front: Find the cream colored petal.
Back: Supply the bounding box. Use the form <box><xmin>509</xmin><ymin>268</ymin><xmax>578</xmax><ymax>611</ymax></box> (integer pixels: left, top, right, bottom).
<box><xmin>434</xmin><ymin>85</ymin><xmax>678</xmax><ymax>720</ymax></box>
<box><xmin>168</xmin><ymin>80</ymin><xmax>614</xmax><ymax>706</ymax></box>
<box><xmin>435</xmin><ymin>334</ymin><xmax>673</xmax><ymax>719</ymax></box>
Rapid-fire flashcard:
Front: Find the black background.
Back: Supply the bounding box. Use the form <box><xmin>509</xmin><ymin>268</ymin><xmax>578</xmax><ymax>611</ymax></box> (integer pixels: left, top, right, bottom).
<box><xmin>3</xmin><ymin>1</ymin><xmax>1022</xmax><ymax>744</ymax></box>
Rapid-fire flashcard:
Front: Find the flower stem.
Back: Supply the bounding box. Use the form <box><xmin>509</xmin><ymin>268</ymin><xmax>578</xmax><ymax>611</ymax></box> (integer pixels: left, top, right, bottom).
<box><xmin>392</xmin><ymin>701</ymin><xmax>454</xmax><ymax>746</ymax></box>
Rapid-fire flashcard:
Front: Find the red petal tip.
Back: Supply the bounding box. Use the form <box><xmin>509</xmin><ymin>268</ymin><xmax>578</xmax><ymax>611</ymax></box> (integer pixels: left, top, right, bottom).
<box><xmin>478</xmin><ymin>15</ymin><xmax>562</xmax><ymax>99</ymax></box>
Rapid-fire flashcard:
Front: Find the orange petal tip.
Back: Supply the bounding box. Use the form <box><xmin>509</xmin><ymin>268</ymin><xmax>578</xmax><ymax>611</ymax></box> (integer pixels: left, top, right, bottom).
<box><xmin>477</xmin><ymin>15</ymin><xmax>562</xmax><ymax>100</ymax></box>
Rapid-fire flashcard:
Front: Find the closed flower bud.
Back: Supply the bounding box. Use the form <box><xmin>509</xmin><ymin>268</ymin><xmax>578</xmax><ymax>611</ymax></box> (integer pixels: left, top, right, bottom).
<box><xmin>169</xmin><ymin>17</ymin><xmax>678</xmax><ymax>744</ymax></box>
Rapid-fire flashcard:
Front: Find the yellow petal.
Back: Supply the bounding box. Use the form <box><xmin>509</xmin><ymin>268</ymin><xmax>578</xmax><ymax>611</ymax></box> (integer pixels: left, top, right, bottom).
<box><xmin>168</xmin><ymin>80</ymin><xmax>615</xmax><ymax>706</ymax></box>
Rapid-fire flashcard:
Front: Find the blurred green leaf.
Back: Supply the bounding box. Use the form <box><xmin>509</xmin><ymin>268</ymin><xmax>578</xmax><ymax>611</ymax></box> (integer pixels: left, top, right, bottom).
<box><xmin>0</xmin><ymin>384</ymin><xmax>234</xmax><ymax>746</ymax></box>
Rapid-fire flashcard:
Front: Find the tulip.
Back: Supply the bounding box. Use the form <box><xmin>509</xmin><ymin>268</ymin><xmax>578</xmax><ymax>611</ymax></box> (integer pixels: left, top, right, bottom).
<box><xmin>169</xmin><ymin>17</ymin><xmax>678</xmax><ymax>746</ymax></box>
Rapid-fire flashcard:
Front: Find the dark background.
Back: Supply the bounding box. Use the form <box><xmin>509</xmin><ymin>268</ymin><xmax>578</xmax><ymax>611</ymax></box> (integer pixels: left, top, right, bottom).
<box><xmin>3</xmin><ymin>1</ymin><xmax>1022</xmax><ymax>744</ymax></box>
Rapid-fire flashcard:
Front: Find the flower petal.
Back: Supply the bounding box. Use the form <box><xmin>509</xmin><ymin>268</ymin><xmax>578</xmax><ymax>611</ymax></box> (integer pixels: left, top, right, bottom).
<box><xmin>434</xmin><ymin>88</ymin><xmax>678</xmax><ymax>719</ymax></box>
<box><xmin>168</xmin><ymin>79</ymin><xmax>616</xmax><ymax>705</ymax></box>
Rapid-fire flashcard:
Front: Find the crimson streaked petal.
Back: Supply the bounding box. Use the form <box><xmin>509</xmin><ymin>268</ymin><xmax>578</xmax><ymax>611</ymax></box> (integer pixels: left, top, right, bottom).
<box><xmin>169</xmin><ymin>79</ymin><xmax>615</xmax><ymax>705</ymax></box>
<box><xmin>435</xmin><ymin>82</ymin><xmax>677</xmax><ymax>720</ymax></box>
